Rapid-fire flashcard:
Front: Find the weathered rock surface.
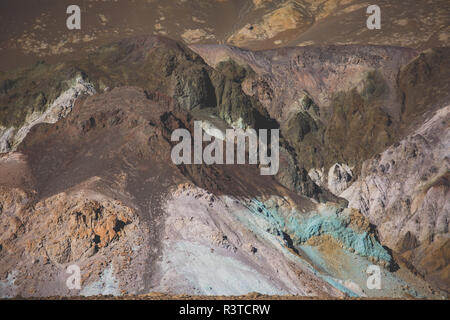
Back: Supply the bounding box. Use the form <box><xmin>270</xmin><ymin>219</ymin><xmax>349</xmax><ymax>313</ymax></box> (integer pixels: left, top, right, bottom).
<box><xmin>0</xmin><ymin>35</ymin><xmax>448</xmax><ymax>298</ymax></box>
<box><xmin>341</xmin><ymin>105</ymin><xmax>450</xmax><ymax>291</ymax></box>
<box><xmin>0</xmin><ymin>75</ymin><xmax>96</xmax><ymax>153</ymax></box>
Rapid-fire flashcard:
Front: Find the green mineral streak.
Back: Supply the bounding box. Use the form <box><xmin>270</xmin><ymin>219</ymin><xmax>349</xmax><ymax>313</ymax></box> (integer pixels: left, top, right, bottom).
<box><xmin>248</xmin><ymin>199</ymin><xmax>392</xmax><ymax>265</ymax></box>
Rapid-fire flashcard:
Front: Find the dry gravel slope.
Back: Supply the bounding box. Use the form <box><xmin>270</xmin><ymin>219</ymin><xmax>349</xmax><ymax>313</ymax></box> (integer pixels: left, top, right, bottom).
<box><xmin>0</xmin><ymin>0</ymin><xmax>448</xmax><ymax>299</ymax></box>
<box><xmin>0</xmin><ymin>35</ymin><xmax>448</xmax><ymax>298</ymax></box>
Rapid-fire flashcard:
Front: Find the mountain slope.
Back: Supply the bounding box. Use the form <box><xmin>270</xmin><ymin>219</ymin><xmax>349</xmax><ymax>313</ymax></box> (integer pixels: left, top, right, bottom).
<box><xmin>0</xmin><ymin>35</ymin><xmax>448</xmax><ymax>297</ymax></box>
<box><xmin>0</xmin><ymin>0</ymin><xmax>449</xmax><ymax>71</ymax></box>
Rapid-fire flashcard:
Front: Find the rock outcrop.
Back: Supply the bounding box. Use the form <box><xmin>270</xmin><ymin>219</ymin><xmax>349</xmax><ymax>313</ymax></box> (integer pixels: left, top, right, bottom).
<box><xmin>341</xmin><ymin>105</ymin><xmax>450</xmax><ymax>291</ymax></box>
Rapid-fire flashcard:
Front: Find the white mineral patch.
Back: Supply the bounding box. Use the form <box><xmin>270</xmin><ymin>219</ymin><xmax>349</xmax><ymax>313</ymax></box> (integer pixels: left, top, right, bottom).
<box><xmin>0</xmin><ymin>270</ymin><xmax>18</xmax><ymax>298</ymax></box>
<box><xmin>328</xmin><ymin>163</ymin><xmax>354</xmax><ymax>195</ymax></box>
<box><xmin>80</xmin><ymin>266</ymin><xmax>120</xmax><ymax>297</ymax></box>
<box><xmin>161</xmin><ymin>240</ymin><xmax>286</xmax><ymax>296</ymax></box>
<box><xmin>308</xmin><ymin>163</ymin><xmax>354</xmax><ymax>196</ymax></box>
<box><xmin>201</xmin><ymin>120</ymin><xmax>226</xmax><ymax>140</ymax></box>
<box><xmin>0</xmin><ymin>76</ymin><xmax>96</xmax><ymax>153</ymax></box>
<box><xmin>153</xmin><ymin>186</ymin><xmax>341</xmax><ymax>297</ymax></box>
